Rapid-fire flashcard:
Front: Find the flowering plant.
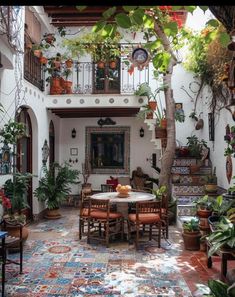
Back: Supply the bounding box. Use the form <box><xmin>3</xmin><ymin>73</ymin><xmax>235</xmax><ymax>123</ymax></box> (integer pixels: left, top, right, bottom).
<box><xmin>0</xmin><ymin>189</ymin><xmax>12</xmax><ymax>210</ymax></box>
<box><xmin>0</xmin><ymin>188</ymin><xmax>26</xmax><ymax>224</ymax></box>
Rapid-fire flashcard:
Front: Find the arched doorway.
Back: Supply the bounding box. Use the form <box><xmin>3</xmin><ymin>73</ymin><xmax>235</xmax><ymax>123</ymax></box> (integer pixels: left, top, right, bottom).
<box><xmin>49</xmin><ymin>121</ymin><xmax>55</xmax><ymax>166</ymax></box>
<box><xmin>16</xmin><ymin>107</ymin><xmax>33</xmax><ymax>221</ymax></box>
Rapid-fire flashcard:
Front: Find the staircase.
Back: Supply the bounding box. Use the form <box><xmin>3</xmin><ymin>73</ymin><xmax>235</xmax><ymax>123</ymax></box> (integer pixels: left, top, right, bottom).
<box><xmin>171</xmin><ymin>156</ymin><xmax>223</xmax><ymax>227</ymax></box>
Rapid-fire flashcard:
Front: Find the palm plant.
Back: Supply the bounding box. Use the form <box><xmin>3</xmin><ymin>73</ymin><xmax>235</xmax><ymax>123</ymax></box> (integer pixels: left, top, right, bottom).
<box><xmin>34</xmin><ymin>162</ymin><xmax>80</xmax><ymax>211</ymax></box>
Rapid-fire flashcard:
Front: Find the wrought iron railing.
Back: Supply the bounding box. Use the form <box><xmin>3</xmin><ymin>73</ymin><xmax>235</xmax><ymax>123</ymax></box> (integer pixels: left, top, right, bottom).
<box><xmin>24</xmin><ymin>49</ymin><xmax>44</xmax><ymax>91</ymax></box>
<box><xmin>44</xmin><ymin>61</ymin><xmax>152</xmax><ymax>95</ymax></box>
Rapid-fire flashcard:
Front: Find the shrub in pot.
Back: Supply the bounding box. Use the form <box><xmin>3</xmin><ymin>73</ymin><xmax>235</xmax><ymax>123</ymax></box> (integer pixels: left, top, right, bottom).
<box><xmin>34</xmin><ymin>162</ymin><xmax>80</xmax><ymax>219</ymax></box>
<box><xmin>182</xmin><ymin>218</ymin><xmax>201</xmax><ymax>250</ymax></box>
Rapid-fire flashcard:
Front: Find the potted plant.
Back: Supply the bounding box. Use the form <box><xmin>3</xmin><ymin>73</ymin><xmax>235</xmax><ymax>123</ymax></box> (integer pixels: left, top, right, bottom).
<box><xmin>2</xmin><ymin>172</ymin><xmax>34</xmax><ymax>245</ymax></box>
<box><xmin>186</xmin><ymin>135</ymin><xmax>208</xmax><ymax>158</ymax></box>
<box><xmin>182</xmin><ymin>218</ymin><xmax>201</xmax><ymax>250</ymax></box>
<box><xmin>34</xmin><ymin>162</ymin><xmax>80</xmax><ymax>219</ymax></box>
<box><xmin>204</xmin><ymin>167</ymin><xmax>218</xmax><ymax>193</ymax></box>
<box><xmin>195</xmin><ymin>195</ymin><xmax>213</xmax><ymax>218</ymax></box>
<box><xmin>61</xmin><ymin>68</ymin><xmax>73</xmax><ymax>94</ymax></box>
<box><xmin>44</xmin><ymin>54</ymin><xmax>63</xmax><ymax>94</ymax></box>
<box><xmin>206</xmin><ymin>216</ymin><xmax>235</xmax><ymax>257</ymax></box>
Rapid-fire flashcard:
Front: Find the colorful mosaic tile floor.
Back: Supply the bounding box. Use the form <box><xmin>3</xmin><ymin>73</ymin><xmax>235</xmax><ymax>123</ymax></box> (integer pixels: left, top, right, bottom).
<box><xmin>2</xmin><ymin>208</ymin><xmax>234</xmax><ymax>297</ymax></box>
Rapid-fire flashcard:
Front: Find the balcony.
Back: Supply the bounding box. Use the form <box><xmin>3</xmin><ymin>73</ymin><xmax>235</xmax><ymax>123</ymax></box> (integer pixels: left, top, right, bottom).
<box><xmin>44</xmin><ymin>60</ymin><xmax>154</xmax><ymax>96</ymax></box>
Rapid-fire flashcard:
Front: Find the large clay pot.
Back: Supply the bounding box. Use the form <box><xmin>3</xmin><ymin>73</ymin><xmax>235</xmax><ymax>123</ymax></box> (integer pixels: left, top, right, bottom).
<box><xmin>50</xmin><ymin>77</ymin><xmax>63</xmax><ymax>95</ymax></box>
<box><xmin>182</xmin><ymin>230</ymin><xmax>201</xmax><ymax>250</ymax></box>
<box><xmin>148</xmin><ymin>101</ymin><xmax>157</xmax><ymax>111</ymax></box>
<box><xmin>45</xmin><ymin>208</ymin><xmax>62</xmax><ymax>219</ymax></box>
<box><xmin>5</xmin><ymin>224</ymin><xmax>29</xmax><ymax>252</ymax></box>
<box><xmin>63</xmin><ymin>80</ymin><xmax>73</xmax><ymax>94</ymax></box>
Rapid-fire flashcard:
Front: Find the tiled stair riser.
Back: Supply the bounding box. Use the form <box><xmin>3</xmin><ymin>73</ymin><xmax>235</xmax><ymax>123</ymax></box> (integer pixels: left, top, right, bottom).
<box><xmin>173</xmin><ymin>185</ymin><xmax>205</xmax><ymax>196</ymax></box>
<box><xmin>173</xmin><ymin>158</ymin><xmax>197</xmax><ymax>166</ymax></box>
<box><xmin>177</xmin><ymin>195</ymin><xmax>202</xmax><ymax>205</ymax></box>
<box><xmin>171</xmin><ymin>166</ymin><xmax>190</xmax><ymax>175</ymax></box>
<box><xmin>172</xmin><ymin>175</ymin><xmax>207</xmax><ymax>185</ymax></box>
<box><xmin>177</xmin><ymin>205</ymin><xmax>196</xmax><ymax>216</ymax></box>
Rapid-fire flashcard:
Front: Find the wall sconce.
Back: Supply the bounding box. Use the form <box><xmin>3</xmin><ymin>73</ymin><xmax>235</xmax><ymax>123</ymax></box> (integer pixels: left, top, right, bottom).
<box><xmin>226</xmin><ymin>96</ymin><xmax>235</xmax><ymax>121</ymax></box>
<box><xmin>71</xmin><ymin>128</ymin><xmax>76</xmax><ymax>138</ymax></box>
<box><xmin>139</xmin><ymin>127</ymin><xmax>144</xmax><ymax>137</ymax></box>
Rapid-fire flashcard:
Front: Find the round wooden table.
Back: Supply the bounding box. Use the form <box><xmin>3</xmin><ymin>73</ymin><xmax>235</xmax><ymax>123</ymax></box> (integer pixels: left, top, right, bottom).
<box><xmin>90</xmin><ymin>191</ymin><xmax>155</xmax><ymax>233</ymax></box>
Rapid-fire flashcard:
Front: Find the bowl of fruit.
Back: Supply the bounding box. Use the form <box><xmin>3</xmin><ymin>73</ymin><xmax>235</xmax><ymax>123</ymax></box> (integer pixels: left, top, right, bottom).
<box><xmin>116</xmin><ymin>184</ymin><xmax>132</xmax><ymax>198</ymax></box>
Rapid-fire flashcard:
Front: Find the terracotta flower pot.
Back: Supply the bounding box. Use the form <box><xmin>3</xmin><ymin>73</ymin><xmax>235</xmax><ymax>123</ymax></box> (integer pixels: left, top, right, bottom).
<box><xmin>97</xmin><ymin>61</ymin><xmax>105</xmax><ymax>69</ymax></box>
<box><xmin>40</xmin><ymin>56</ymin><xmax>48</xmax><ymax>65</ymax></box>
<box><xmin>109</xmin><ymin>60</ymin><xmax>117</xmax><ymax>69</ymax></box>
<box><xmin>155</xmin><ymin>127</ymin><xmax>167</xmax><ymax>138</ymax></box>
<box><xmin>148</xmin><ymin>101</ymin><xmax>157</xmax><ymax>111</ymax></box>
<box><xmin>160</xmin><ymin>118</ymin><xmax>167</xmax><ymax>129</ymax></box>
<box><xmin>204</xmin><ymin>184</ymin><xmax>218</xmax><ymax>193</ymax></box>
<box><xmin>182</xmin><ymin>230</ymin><xmax>201</xmax><ymax>251</ymax></box>
<box><xmin>50</xmin><ymin>77</ymin><xmax>63</xmax><ymax>95</ymax></box>
<box><xmin>65</xmin><ymin>59</ymin><xmax>73</xmax><ymax>68</ymax></box>
<box><xmin>45</xmin><ymin>208</ymin><xmax>62</xmax><ymax>219</ymax></box>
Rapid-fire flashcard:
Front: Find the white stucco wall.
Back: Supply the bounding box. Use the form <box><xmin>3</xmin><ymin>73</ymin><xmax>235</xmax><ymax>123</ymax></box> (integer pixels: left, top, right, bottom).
<box><xmin>59</xmin><ymin>117</ymin><xmax>158</xmax><ymax>193</ymax></box>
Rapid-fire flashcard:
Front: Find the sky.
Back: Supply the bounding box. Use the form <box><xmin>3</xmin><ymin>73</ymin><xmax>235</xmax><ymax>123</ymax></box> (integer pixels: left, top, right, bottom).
<box><xmin>186</xmin><ymin>7</ymin><xmax>215</xmax><ymax>31</ymax></box>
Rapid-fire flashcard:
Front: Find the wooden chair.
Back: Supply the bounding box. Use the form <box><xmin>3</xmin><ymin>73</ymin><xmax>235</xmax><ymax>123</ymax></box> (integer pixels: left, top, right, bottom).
<box><xmin>87</xmin><ymin>198</ymin><xmax>124</xmax><ymax>247</ymax></box>
<box><xmin>0</xmin><ymin>220</ymin><xmax>24</xmax><ymax>296</ymax></box>
<box><xmin>128</xmin><ymin>200</ymin><xmax>162</xmax><ymax>249</ymax></box>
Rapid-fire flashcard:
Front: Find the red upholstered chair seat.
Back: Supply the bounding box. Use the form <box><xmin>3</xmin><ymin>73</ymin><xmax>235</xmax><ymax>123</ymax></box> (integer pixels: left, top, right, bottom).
<box><xmin>128</xmin><ymin>213</ymin><xmax>161</xmax><ymax>224</ymax></box>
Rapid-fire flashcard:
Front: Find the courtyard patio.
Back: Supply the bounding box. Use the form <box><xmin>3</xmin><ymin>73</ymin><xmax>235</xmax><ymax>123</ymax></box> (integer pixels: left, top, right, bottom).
<box><xmin>3</xmin><ymin>207</ymin><xmax>231</xmax><ymax>297</ymax></box>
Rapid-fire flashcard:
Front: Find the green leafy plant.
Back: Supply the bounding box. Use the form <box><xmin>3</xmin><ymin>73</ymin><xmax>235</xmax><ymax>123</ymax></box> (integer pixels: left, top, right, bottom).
<box><xmin>62</xmin><ymin>68</ymin><xmax>72</xmax><ymax>80</ymax></box>
<box><xmin>34</xmin><ymin>162</ymin><xmax>80</xmax><ymax>210</ymax></box>
<box><xmin>152</xmin><ymin>185</ymin><xmax>167</xmax><ymax>200</ymax></box>
<box><xmin>195</xmin><ymin>195</ymin><xmax>213</xmax><ymax>211</ymax></box>
<box><xmin>186</xmin><ymin>135</ymin><xmax>207</xmax><ymax>158</ymax></box>
<box><xmin>206</xmin><ymin>216</ymin><xmax>235</xmax><ymax>257</ymax></box>
<box><xmin>135</xmin><ymin>82</ymin><xmax>167</xmax><ymax>125</ymax></box>
<box><xmin>62</xmin><ymin>32</ymin><xmax>122</xmax><ymax>62</ymax></box>
<box><xmin>183</xmin><ymin>218</ymin><xmax>200</xmax><ymax>232</ymax></box>
<box><xmin>0</xmin><ymin>120</ymin><xmax>26</xmax><ymax>145</ymax></box>
<box><xmin>3</xmin><ymin>173</ymin><xmax>34</xmax><ymax>224</ymax></box>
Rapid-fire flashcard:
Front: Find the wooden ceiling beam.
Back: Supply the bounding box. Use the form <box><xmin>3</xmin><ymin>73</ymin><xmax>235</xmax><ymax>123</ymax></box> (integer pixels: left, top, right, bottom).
<box><xmin>48</xmin><ymin>107</ymin><xmax>139</xmax><ymax>118</ymax></box>
<box><xmin>44</xmin><ymin>6</ymin><xmax>123</xmax><ymax>14</ymax></box>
